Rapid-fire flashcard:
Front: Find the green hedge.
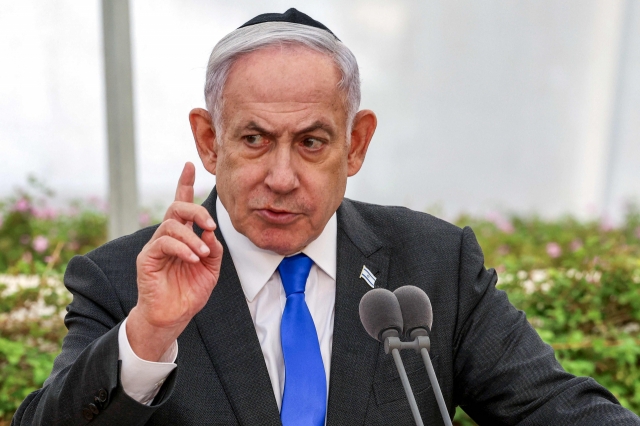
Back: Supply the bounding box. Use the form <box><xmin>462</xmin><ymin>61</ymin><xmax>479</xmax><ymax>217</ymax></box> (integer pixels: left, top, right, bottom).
<box><xmin>0</xmin><ymin>181</ymin><xmax>638</xmax><ymax>423</ymax></box>
<box><xmin>452</xmin><ymin>209</ymin><xmax>640</xmax><ymax>425</ymax></box>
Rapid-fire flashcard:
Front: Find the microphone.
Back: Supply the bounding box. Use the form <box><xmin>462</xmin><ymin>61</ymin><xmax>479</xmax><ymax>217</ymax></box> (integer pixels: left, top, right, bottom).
<box><xmin>393</xmin><ymin>285</ymin><xmax>433</xmax><ymax>339</ymax></box>
<box><xmin>359</xmin><ymin>288</ymin><xmax>403</xmax><ymax>341</ymax></box>
<box><xmin>393</xmin><ymin>286</ymin><xmax>452</xmax><ymax>426</ymax></box>
<box><xmin>359</xmin><ymin>289</ymin><xmax>424</xmax><ymax>426</ymax></box>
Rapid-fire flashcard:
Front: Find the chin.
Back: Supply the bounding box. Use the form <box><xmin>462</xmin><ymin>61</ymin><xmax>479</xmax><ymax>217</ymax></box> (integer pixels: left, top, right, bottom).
<box><xmin>251</xmin><ymin>228</ymin><xmax>310</xmax><ymax>256</ymax></box>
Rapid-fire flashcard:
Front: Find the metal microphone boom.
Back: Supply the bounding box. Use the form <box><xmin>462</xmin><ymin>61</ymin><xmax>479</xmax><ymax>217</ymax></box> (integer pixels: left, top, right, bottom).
<box><xmin>394</xmin><ymin>286</ymin><xmax>453</xmax><ymax>426</ymax></box>
<box><xmin>359</xmin><ymin>289</ymin><xmax>424</xmax><ymax>426</ymax></box>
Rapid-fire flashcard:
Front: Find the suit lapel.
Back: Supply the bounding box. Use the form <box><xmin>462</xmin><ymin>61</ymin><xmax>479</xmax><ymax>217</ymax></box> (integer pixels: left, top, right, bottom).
<box><xmin>326</xmin><ymin>199</ymin><xmax>390</xmax><ymax>426</ymax></box>
<box><xmin>193</xmin><ymin>189</ymin><xmax>281</xmax><ymax>426</ymax></box>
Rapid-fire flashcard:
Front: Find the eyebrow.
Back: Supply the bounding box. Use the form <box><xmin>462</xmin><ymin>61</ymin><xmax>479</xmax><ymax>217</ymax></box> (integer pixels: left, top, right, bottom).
<box><xmin>296</xmin><ymin>121</ymin><xmax>336</xmax><ymax>138</ymax></box>
<box><xmin>243</xmin><ymin>122</ymin><xmax>275</xmax><ymax>138</ymax></box>
<box><xmin>239</xmin><ymin>120</ymin><xmax>336</xmax><ymax>139</ymax></box>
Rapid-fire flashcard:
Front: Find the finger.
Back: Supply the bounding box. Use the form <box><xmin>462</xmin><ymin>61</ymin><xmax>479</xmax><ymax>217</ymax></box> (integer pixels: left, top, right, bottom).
<box><xmin>146</xmin><ymin>235</ymin><xmax>200</xmax><ymax>263</ymax></box>
<box><xmin>151</xmin><ymin>219</ymin><xmax>211</xmax><ymax>257</ymax></box>
<box><xmin>175</xmin><ymin>162</ymin><xmax>195</xmax><ymax>203</ymax></box>
<box><xmin>201</xmin><ymin>229</ymin><xmax>223</xmax><ymax>259</ymax></box>
<box><xmin>200</xmin><ymin>230</ymin><xmax>224</xmax><ymax>272</ymax></box>
<box><xmin>164</xmin><ymin>201</ymin><xmax>216</xmax><ymax>231</ymax></box>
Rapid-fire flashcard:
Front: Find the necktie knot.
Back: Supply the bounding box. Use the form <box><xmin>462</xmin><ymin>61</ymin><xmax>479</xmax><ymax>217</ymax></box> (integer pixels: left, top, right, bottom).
<box><xmin>278</xmin><ymin>253</ymin><xmax>313</xmax><ymax>297</ymax></box>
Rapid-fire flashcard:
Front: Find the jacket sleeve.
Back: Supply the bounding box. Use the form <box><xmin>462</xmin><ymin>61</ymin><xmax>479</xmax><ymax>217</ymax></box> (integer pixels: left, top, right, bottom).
<box><xmin>452</xmin><ymin>226</ymin><xmax>640</xmax><ymax>425</ymax></box>
<box><xmin>11</xmin><ymin>254</ymin><xmax>177</xmax><ymax>426</ymax></box>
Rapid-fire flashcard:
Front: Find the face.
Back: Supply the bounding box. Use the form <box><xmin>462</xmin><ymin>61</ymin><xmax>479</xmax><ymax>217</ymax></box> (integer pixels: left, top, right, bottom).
<box><xmin>191</xmin><ymin>45</ymin><xmax>376</xmax><ymax>255</ymax></box>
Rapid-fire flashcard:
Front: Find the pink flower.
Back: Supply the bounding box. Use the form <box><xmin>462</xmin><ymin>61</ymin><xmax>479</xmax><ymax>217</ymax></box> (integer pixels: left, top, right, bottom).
<box><xmin>89</xmin><ymin>196</ymin><xmax>109</xmax><ymax>212</ymax></box>
<box><xmin>33</xmin><ymin>207</ymin><xmax>57</xmax><ymax>220</ymax></box>
<box><xmin>139</xmin><ymin>212</ymin><xmax>151</xmax><ymax>226</ymax></box>
<box><xmin>546</xmin><ymin>242</ymin><xmax>562</xmax><ymax>258</ymax></box>
<box><xmin>33</xmin><ymin>235</ymin><xmax>49</xmax><ymax>253</ymax></box>
<box><xmin>570</xmin><ymin>239</ymin><xmax>583</xmax><ymax>252</ymax></box>
<box><xmin>47</xmin><ymin>207</ymin><xmax>58</xmax><ymax>219</ymax></box>
<box><xmin>44</xmin><ymin>256</ymin><xmax>53</xmax><ymax>263</ymax></box>
<box><xmin>14</xmin><ymin>198</ymin><xmax>30</xmax><ymax>212</ymax></box>
<box><xmin>497</xmin><ymin>245</ymin><xmax>510</xmax><ymax>255</ymax></box>
<box><xmin>487</xmin><ymin>212</ymin><xmax>514</xmax><ymax>234</ymax></box>
<box><xmin>497</xmin><ymin>220</ymin><xmax>514</xmax><ymax>234</ymax></box>
<box><xmin>635</xmin><ymin>227</ymin><xmax>640</xmax><ymax>240</ymax></box>
<box><xmin>600</xmin><ymin>216</ymin><xmax>614</xmax><ymax>232</ymax></box>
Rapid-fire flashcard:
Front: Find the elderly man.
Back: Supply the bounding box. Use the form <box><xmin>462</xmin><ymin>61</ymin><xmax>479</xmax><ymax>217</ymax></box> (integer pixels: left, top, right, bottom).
<box><xmin>13</xmin><ymin>8</ymin><xmax>640</xmax><ymax>426</ymax></box>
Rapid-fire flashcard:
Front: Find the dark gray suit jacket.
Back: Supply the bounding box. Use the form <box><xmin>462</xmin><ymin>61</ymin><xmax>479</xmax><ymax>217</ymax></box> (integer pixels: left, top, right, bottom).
<box><xmin>12</xmin><ymin>189</ymin><xmax>640</xmax><ymax>425</ymax></box>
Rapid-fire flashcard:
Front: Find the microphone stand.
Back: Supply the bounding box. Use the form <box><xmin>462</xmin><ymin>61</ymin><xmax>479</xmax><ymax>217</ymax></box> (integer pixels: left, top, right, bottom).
<box><xmin>386</xmin><ymin>334</ymin><xmax>453</xmax><ymax>426</ymax></box>
<box><xmin>382</xmin><ymin>330</ymin><xmax>424</xmax><ymax>426</ymax></box>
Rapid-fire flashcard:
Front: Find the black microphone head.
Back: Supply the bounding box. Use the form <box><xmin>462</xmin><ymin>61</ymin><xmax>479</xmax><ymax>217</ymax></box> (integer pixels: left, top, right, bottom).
<box><xmin>359</xmin><ymin>288</ymin><xmax>404</xmax><ymax>342</ymax></box>
<box><xmin>393</xmin><ymin>286</ymin><xmax>433</xmax><ymax>338</ymax></box>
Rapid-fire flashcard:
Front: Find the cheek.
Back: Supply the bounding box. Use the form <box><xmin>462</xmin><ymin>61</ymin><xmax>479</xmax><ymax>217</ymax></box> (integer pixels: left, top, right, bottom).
<box><xmin>215</xmin><ymin>153</ymin><xmax>244</xmax><ymax>203</ymax></box>
<box><xmin>305</xmin><ymin>159</ymin><xmax>348</xmax><ymax>214</ymax></box>
<box><xmin>218</xmin><ymin>154</ymin><xmax>266</xmax><ymax>202</ymax></box>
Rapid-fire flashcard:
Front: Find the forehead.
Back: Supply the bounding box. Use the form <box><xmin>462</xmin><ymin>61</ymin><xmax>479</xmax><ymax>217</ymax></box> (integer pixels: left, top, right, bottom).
<box><xmin>221</xmin><ymin>45</ymin><xmax>345</xmax><ymax>121</ymax></box>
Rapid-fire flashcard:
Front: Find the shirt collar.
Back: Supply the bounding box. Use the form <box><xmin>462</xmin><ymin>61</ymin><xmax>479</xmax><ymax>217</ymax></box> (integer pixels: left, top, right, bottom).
<box><xmin>216</xmin><ymin>197</ymin><xmax>337</xmax><ymax>302</ymax></box>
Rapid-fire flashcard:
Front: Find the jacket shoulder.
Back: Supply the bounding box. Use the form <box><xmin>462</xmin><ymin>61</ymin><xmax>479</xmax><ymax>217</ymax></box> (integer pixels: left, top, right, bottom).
<box><xmin>61</xmin><ymin>225</ymin><xmax>159</xmax><ymax>314</ymax></box>
<box><xmin>342</xmin><ymin>198</ymin><xmax>463</xmax><ymax>247</ymax></box>
<box><xmin>80</xmin><ymin>224</ymin><xmax>159</xmax><ymax>280</ymax></box>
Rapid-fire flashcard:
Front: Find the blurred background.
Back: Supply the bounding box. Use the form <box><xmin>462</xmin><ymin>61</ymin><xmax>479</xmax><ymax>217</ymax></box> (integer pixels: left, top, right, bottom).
<box><xmin>1</xmin><ymin>0</ymin><xmax>639</xmax><ymax>230</ymax></box>
<box><xmin>1</xmin><ymin>1</ymin><xmax>639</xmax><ymax>424</ymax></box>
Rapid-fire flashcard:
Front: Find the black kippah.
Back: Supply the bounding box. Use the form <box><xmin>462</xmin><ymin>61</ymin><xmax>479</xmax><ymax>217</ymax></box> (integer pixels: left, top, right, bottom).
<box><xmin>238</xmin><ymin>8</ymin><xmax>339</xmax><ymax>40</ymax></box>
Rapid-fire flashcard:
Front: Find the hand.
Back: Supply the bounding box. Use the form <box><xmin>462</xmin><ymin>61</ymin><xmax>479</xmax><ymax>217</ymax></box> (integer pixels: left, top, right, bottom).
<box><xmin>127</xmin><ymin>162</ymin><xmax>223</xmax><ymax>361</ymax></box>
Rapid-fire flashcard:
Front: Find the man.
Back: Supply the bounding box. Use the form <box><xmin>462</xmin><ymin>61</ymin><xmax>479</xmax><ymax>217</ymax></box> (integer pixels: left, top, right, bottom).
<box><xmin>12</xmin><ymin>8</ymin><xmax>640</xmax><ymax>426</ymax></box>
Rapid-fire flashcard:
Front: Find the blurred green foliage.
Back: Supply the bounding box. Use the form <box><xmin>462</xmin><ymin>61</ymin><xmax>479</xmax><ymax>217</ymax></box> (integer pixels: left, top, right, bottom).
<box><xmin>0</xmin><ymin>176</ymin><xmax>107</xmax><ymax>275</ymax></box>
<box><xmin>0</xmin><ymin>276</ymin><xmax>70</xmax><ymax>421</ymax></box>
<box><xmin>453</xmin><ymin>207</ymin><xmax>640</xmax><ymax>424</ymax></box>
<box><xmin>0</xmin><ymin>180</ymin><xmax>638</xmax><ymax>423</ymax></box>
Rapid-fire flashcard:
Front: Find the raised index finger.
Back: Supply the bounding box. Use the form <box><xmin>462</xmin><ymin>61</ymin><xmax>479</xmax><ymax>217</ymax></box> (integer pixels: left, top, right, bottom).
<box><xmin>175</xmin><ymin>162</ymin><xmax>196</xmax><ymax>203</ymax></box>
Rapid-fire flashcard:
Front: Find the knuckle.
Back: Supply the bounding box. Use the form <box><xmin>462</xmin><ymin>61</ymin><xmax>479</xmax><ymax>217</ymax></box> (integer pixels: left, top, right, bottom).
<box><xmin>165</xmin><ymin>201</ymin><xmax>179</xmax><ymax>213</ymax></box>
<box><xmin>162</xmin><ymin>218</ymin><xmax>180</xmax><ymax>230</ymax></box>
<box><xmin>156</xmin><ymin>222</ymin><xmax>169</xmax><ymax>236</ymax></box>
<box><xmin>196</xmin><ymin>206</ymin><xmax>210</xmax><ymax>219</ymax></box>
<box><xmin>167</xmin><ymin>221</ymin><xmax>194</xmax><ymax>240</ymax></box>
<box><xmin>159</xmin><ymin>219</ymin><xmax>184</xmax><ymax>235</ymax></box>
<box><xmin>165</xmin><ymin>201</ymin><xmax>184</xmax><ymax>215</ymax></box>
<box><xmin>156</xmin><ymin>235</ymin><xmax>171</xmax><ymax>246</ymax></box>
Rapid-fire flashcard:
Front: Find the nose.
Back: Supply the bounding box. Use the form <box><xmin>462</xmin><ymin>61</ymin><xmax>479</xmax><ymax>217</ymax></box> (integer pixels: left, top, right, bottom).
<box><xmin>264</xmin><ymin>144</ymin><xmax>299</xmax><ymax>194</ymax></box>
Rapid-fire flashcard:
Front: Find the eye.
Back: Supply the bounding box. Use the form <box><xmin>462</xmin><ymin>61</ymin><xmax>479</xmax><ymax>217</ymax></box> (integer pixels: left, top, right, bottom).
<box><xmin>244</xmin><ymin>134</ymin><xmax>266</xmax><ymax>146</ymax></box>
<box><xmin>301</xmin><ymin>138</ymin><xmax>324</xmax><ymax>150</ymax></box>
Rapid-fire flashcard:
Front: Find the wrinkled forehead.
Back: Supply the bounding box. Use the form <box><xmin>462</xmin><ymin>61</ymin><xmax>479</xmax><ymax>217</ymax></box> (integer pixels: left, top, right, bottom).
<box><xmin>220</xmin><ymin>45</ymin><xmax>347</xmax><ymax>124</ymax></box>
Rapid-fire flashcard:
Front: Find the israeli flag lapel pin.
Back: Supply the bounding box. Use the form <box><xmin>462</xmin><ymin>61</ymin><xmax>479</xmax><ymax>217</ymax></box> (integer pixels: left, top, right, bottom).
<box><xmin>360</xmin><ymin>265</ymin><xmax>377</xmax><ymax>288</ymax></box>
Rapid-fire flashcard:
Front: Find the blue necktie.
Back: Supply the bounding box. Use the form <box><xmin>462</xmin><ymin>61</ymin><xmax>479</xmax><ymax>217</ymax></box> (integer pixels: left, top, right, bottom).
<box><xmin>278</xmin><ymin>253</ymin><xmax>327</xmax><ymax>426</ymax></box>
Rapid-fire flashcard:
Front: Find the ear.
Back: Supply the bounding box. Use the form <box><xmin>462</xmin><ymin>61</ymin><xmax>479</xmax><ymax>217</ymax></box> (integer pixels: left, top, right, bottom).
<box><xmin>189</xmin><ymin>108</ymin><xmax>219</xmax><ymax>175</ymax></box>
<box><xmin>347</xmin><ymin>110</ymin><xmax>377</xmax><ymax>177</ymax></box>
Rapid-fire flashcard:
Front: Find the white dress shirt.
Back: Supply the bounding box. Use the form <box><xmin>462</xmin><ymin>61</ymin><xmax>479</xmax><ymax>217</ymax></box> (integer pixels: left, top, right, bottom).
<box><xmin>119</xmin><ymin>197</ymin><xmax>337</xmax><ymax>409</ymax></box>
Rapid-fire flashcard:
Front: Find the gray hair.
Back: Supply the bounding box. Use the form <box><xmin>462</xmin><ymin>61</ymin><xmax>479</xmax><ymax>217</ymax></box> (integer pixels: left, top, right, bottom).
<box><xmin>204</xmin><ymin>22</ymin><xmax>361</xmax><ymax>138</ymax></box>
